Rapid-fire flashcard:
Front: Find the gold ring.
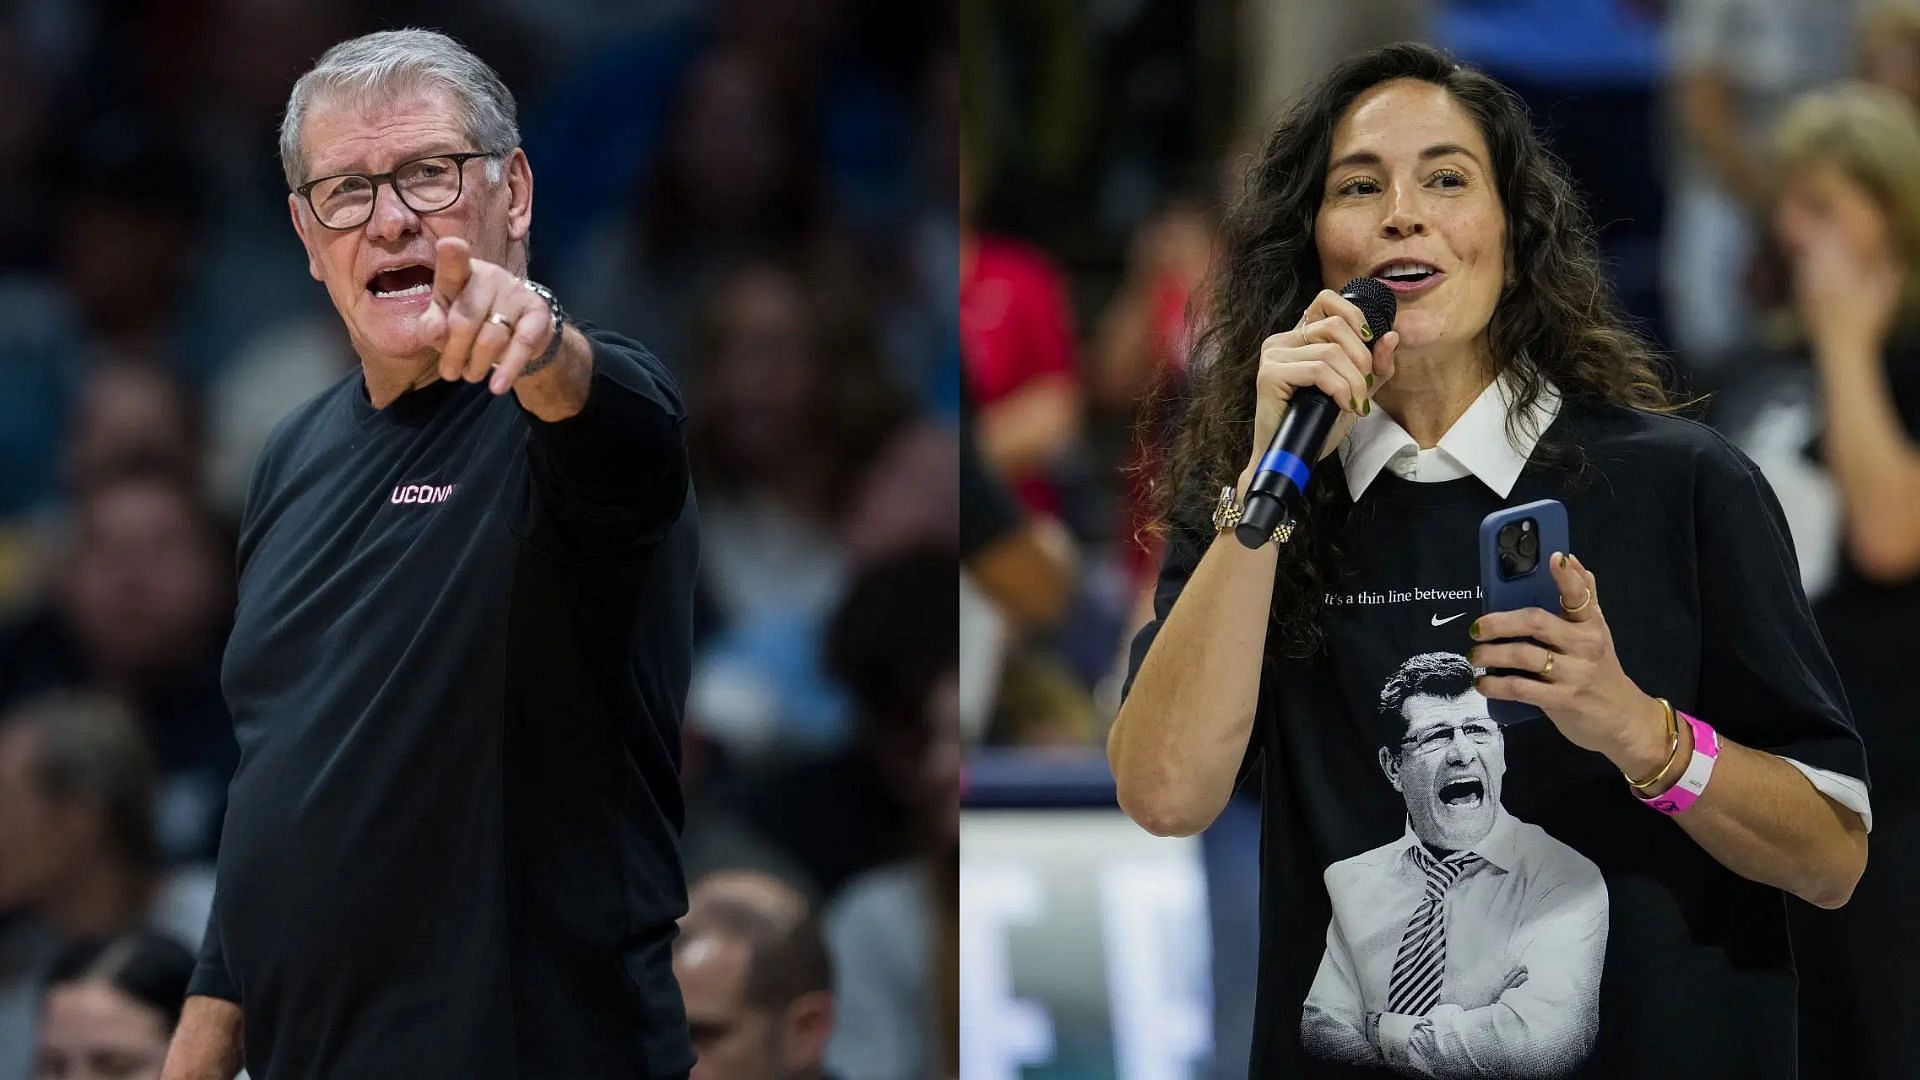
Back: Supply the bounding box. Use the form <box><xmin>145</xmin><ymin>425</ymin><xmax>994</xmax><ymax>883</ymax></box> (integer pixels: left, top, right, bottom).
<box><xmin>1561</xmin><ymin>588</ymin><xmax>1593</xmax><ymax>615</ymax></box>
<box><xmin>486</xmin><ymin>311</ymin><xmax>514</xmax><ymax>330</ymax></box>
<box><xmin>1539</xmin><ymin>653</ymin><xmax>1556</xmax><ymax>680</ymax></box>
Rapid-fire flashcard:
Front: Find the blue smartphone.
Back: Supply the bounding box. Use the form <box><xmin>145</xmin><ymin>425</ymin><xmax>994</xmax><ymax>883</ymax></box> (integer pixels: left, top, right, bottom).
<box><xmin>1478</xmin><ymin>499</ymin><xmax>1570</xmax><ymax>726</ymax></box>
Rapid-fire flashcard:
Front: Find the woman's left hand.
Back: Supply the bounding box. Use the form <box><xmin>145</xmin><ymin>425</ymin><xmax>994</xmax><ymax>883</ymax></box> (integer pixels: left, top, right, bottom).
<box><xmin>1471</xmin><ymin>552</ymin><xmax>1661</xmax><ymax>760</ymax></box>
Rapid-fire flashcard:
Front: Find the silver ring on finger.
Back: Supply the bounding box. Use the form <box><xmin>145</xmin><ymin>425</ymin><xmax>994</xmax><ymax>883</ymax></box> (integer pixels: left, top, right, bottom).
<box><xmin>486</xmin><ymin>311</ymin><xmax>514</xmax><ymax>331</ymax></box>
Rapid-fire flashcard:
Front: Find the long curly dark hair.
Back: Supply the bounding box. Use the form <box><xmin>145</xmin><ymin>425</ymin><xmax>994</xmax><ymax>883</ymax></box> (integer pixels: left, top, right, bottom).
<box><xmin>1152</xmin><ymin>43</ymin><xmax>1676</xmax><ymax>659</ymax></box>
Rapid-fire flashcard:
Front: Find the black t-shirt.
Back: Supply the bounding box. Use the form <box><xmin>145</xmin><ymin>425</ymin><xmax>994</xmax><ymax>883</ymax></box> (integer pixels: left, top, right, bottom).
<box><xmin>188</xmin><ymin>326</ymin><xmax>698</xmax><ymax>1078</ymax></box>
<box><xmin>1709</xmin><ymin>340</ymin><xmax>1920</xmax><ymax>1078</ymax></box>
<box><xmin>1126</xmin><ymin>400</ymin><xmax>1865</xmax><ymax>1078</ymax></box>
<box><xmin>1711</xmin><ymin>343</ymin><xmax>1920</xmax><ymax>808</ymax></box>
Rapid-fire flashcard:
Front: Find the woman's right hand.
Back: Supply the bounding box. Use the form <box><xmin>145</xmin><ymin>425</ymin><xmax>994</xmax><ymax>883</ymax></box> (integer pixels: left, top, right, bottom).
<box><xmin>1242</xmin><ymin>288</ymin><xmax>1400</xmax><ymax>487</ymax></box>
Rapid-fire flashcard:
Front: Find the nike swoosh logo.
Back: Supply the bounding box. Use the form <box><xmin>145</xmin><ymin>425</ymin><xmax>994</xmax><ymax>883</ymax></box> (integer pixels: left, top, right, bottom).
<box><xmin>1431</xmin><ymin>612</ymin><xmax>1466</xmax><ymax>627</ymax></box>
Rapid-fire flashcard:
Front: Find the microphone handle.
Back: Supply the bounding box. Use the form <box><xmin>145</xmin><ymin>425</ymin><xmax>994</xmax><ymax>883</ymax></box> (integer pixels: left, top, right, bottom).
<box><xmin>1235</xmin><ymin>389</ymin><xmax>1341</xmax><ymax>548</ymax></box>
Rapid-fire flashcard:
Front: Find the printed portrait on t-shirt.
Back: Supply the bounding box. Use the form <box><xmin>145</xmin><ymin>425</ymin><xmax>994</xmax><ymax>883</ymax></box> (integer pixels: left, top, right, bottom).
<box><xmin>1300</xmin><ymin>651</ymin><xmax>1609</xmax><ymax>1078</ymax></box>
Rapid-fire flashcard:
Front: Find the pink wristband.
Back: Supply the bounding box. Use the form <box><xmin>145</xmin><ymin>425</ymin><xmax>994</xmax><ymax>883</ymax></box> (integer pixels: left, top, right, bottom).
<box><xmin>1639</xmin><ymin>711</ymin><xmax>1718</xmax><ymax>816</ymax></box>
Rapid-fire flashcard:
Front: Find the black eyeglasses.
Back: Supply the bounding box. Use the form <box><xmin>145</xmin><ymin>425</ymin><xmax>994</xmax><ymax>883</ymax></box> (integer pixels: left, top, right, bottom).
<box><xmin>1400</xmin><ymin>720</ymin><xmax>1498</xmax><ymax>755</ymax></box>
<box><xmin>295</xmin><ymin>151</ymin><xmax>499</xmax><ymax>230</ymax></box>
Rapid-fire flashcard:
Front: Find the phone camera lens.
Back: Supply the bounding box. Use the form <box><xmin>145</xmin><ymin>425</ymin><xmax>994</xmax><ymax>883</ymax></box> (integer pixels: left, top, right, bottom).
<box><xmin>1517</xmin><ymin>531</ymin><xmax>1538</xmax><ymax>558</ymax></box>
<box><xmin>1499</xmin><ymin>552</ymin><xmax>1519</xmax><ymax>577</ymax></box>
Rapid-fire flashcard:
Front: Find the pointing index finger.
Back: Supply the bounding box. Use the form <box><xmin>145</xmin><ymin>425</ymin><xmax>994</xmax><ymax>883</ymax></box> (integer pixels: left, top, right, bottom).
<box><xmin>432</xmin><ymin>236</ymin><xmax>473</xmax><ymax>308</ymax></box>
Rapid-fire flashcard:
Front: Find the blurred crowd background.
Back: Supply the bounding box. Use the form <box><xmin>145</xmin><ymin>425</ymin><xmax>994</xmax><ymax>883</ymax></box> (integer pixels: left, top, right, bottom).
<box><xmin>0</xmin><ymin>1</ymin><xmax>958</xmax><ymax>1078</ymax></box>
<box><xmin>964</xmin><ymin>0</ymin><xmax>1920</xmax><ymax>1076</ymax></box>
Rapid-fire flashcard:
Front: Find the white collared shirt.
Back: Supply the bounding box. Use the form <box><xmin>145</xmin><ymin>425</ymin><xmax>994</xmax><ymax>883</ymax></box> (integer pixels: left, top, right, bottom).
<box><xmin>1334</xmin><ymin>375</ymin><xmax>1873</xmax><ymax>830</ymax></box>
<box><xmin>1301</xmin><ymin>809</ymin><xmax>1610</xmax><ymax>1074</ymax></box>
<box><xmin>1338</xmin><ymin>373</ymin><xmax>1557</xmax><ymax>502</ymax></box>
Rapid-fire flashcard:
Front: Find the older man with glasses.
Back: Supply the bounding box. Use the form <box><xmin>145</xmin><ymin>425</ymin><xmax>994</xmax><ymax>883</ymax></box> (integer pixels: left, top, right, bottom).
<box><xmin>1299</xmin><ymin>652</ymin><xmax>1609</xmax><ymax>1079</ymax></box>
<box><xmin>161</xmin><ymin>29</ymin><xmax>699</xmax><ymax>1080</ymax></box>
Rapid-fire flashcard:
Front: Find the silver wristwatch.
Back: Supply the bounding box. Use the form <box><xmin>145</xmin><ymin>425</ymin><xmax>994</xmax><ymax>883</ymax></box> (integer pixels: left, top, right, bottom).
<box><xmin>521</xmin><ymin>279</ymin><xmax>568</xmax><ymax>376</ymax></box>
<box><xmin>1213</xmin><ymin>485</ymin><xmax>1293</xmax><ymax>545</ymax></box>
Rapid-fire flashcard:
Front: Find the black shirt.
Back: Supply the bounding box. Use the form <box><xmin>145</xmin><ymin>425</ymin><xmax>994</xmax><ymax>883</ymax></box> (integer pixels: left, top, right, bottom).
<box><xmin>1712</xmin><ymin>341</ymin><xmax>1920</xmax><ymax>1078</ymax></box>
<box><xmin>1711</xmin><ymin>343</ymin><xmax>1920</xmax><ymax>808</ymax></box>
<box><xmin>188</xmin><ymin>327</ymin><xmax>698</xmax><ymax>1078</ymax></box>
<box><xmin>1126</xmin><ymin>400</ymin><xmax>1866</xmax><ymax>1078</ymax></box>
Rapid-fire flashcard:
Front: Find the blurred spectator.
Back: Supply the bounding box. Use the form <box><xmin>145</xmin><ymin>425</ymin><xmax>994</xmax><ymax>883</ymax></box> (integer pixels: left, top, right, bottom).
<box><xmin>562</xmin><ymin>46</ymin><xmax>841</xmax><ymax>375</ymax></box>
<box><xmin>683</xmin><ymin>548</ymin><xmax>955</xmax><ymax>903</ymax></box>
<box><xmin>1859</xmin><ymin>1</ymin><xmax>1920</xmax><ymax>107</ymax></box>
<box><xmin>957</xmin><ymin>388</ymin><xmax>1074</xmax><ymax>743</ymax></box>
<box><xmin>689</xmin><ymin>256</ymin><xmax>909</xmax><ymax>633</ymax></box>
<box><xmin>527</xmin><ymin>0</ymin><xmax>925</xmax><ymax>275</ymax></box>
<box><xmin>680</xmin><ymin>256</ymin><xmax>912</xmax><ymax>758</ymax></box>
<box><xmin>33</xmin><ymin>931</ymin><xmax>194</xmax><ymax>1080</ymax></box>
<box><xmin>820</xmin><ymin>550</ymin><xmax>959</xmax><ymax>1080</ymax></box>
<box><xmin>957</xmin><ymin>393</ymin><xmax>1073</xmax><ymax>631</ymax></box>
<box><xmin>47</xmin><ymin>116</ymin><xmax>206</xmax><ymax>375</ymax></box>
<box><xmin>63</xmin><ymin>363</ymin><xmax>204</xmax><ymax>501</ymax></box>
<box><xmin>1091</xmin><ymin>197</ymin><xmax>1216</xmax><ymax>603</ymax></box>
<box><xmin>1089</xmin><ymin>199</ymin><xmax>1214</xmax><ymax>416</ymax></box>
<box><xmin>0</xmin><ymin>471</ymin><xmax>235</xmax><ymax>867</ymax></box>
<box><xmin>958</xmin><ymin>143</ymin><xmax>1084</xmax><ymax>517</ymax></box>
<box><xmin>1712</xmin><ymin>82</ymin><xmax>1920</xmax><ymax>1079</ymax></box>
<box><xmin>822</xmin><ymin>667</ymin><xmax>958</xmax><ymax>1080</ymax></box>
<box><xmin>0</xmin><ymin>695</ymin><xmax>158</xmax><ymax>938</ymax></box>
<box><xmin>0</xmin><ymin>692</ymin><xmax>208</xmax><ymax>1080</ymax></box>
<box><xmin>1663</xmin><ymin>0</ymin><xmax>1855</xmax><ymax>375</ymax></box>
<box><xmin>687</xmin><ymin>868</ymin><xmax>813</xmax><ymax>931</ymax></box>
<box><xmin>675</xmin><ymin>891</ymin><xmax>836</xmax><ymax>1080</ymax></box>
<box><xmin>153</xmin><ymin>0</ymin><xmax>363</xmax><ymax>390</ymax></box>
<box><xmin>0</xmin><ymin>116</ymin><xmax>207</xmax><ymax>521</ymax></box>
<box><xmin>201</xmin><ymin>315</ymin><xmax>356</xmax><ymax>521</ymax></box>
<box><xmin>842</xmin><ymin>420</ymin><xmax>962</xmax><ymax>565</ymax></box>
<box><xmin>959</xmin><ymin>132</ymin><xmax>1110</xmax><ymax>752</ymax></box>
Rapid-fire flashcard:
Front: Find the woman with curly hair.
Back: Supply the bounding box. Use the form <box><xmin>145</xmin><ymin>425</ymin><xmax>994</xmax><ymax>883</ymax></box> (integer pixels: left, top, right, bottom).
<box><xmin>1109</xmin><ymin>43</ymin><xmax>1868</xmax><ymax>1078</ymax></box>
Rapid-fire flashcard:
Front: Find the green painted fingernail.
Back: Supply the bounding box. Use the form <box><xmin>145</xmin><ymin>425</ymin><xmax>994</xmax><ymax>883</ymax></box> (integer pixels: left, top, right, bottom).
<box><xmin>1351</xmin><ymin>397</ymin><xmax>1359</xmax><ymax>413</ymax></box>
<box><xmin>1361</xmin><ymin>398</ymin><xmax>1371</xmax><ymax>416</ymax></box>
<box><xmin>1365</xmin><ymin>373</ymin><xmax>1375</xmax><ymax>389</ymax></box>
<box><xmin>1360</xmin><ymin>323</ymin><xmax>1373</xmax><ymax>341</ymax></box>
<box><xmin>1468</xmin><ymin>619</ymin><xmax>1481</xmax><ymax>638</ymax></box>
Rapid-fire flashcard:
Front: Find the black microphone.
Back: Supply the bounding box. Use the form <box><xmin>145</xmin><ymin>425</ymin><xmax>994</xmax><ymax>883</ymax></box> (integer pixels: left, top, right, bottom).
<box><xmin>1236</xmin><ymin>277</ymin><xmax>1397</xmax><ymax>548</ymax></box>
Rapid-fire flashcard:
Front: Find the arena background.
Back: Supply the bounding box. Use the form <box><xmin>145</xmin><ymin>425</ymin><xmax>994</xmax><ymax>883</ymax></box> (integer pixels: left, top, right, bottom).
<box><xmin>0</xmin><ymin>1</ymin><xmax>958</xmax><ymax>1076</ymax></box>
<box><xmin>959</xmin><ymin>0</ymin><xmax>1917</xmax><ymax>1077</ymax></box>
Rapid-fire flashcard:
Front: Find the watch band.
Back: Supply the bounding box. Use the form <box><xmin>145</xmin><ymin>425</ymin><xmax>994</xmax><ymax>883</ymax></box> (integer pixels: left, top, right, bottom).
<box><xmin>521</xmin><ymin>279</ymin><xmax>567</xmax><ymax>376</ymax></box>
<box><xmin>1638</xmin><ymin>711</ymin><xmax>1718</xmax><ymax>816</ymax></box>
<box><xmin>1213</xmin><ymin>485</ymin><xmax>1292</xmax><ymax>545</ymax></box>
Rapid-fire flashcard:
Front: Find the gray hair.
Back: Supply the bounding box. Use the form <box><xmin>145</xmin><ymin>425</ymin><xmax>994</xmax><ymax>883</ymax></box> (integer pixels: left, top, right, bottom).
<box><xmin>279</xmin><ymin>28</ymin><xmax>519</xmax><ymax>190</ymax></box>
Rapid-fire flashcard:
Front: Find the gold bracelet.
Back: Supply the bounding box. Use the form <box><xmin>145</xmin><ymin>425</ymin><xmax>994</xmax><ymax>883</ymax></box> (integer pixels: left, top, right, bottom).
<box><xmin>1211</xmin><ymin>485</ymin><xmax>1294</xmax><ymax>544</ymax></box>
<box><xmin>1624</xmin><ymin>697</ymin><xmax>1682</xmax><ymax>791</ymax></box>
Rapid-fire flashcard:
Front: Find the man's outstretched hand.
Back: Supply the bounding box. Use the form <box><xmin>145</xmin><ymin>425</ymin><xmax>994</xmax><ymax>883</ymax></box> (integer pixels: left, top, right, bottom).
<box><xmin>416</xmin><ymin>236</ymin><xmax>557</xmax><ymax>395</ymax></box>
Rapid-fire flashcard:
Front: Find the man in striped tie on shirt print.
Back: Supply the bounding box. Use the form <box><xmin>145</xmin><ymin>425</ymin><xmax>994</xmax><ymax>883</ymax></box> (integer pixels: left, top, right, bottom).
<box><xmin>1301</xmin><ymin>652</ymin><xmax>1609</xmax><ymax>1078</ymax></box>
